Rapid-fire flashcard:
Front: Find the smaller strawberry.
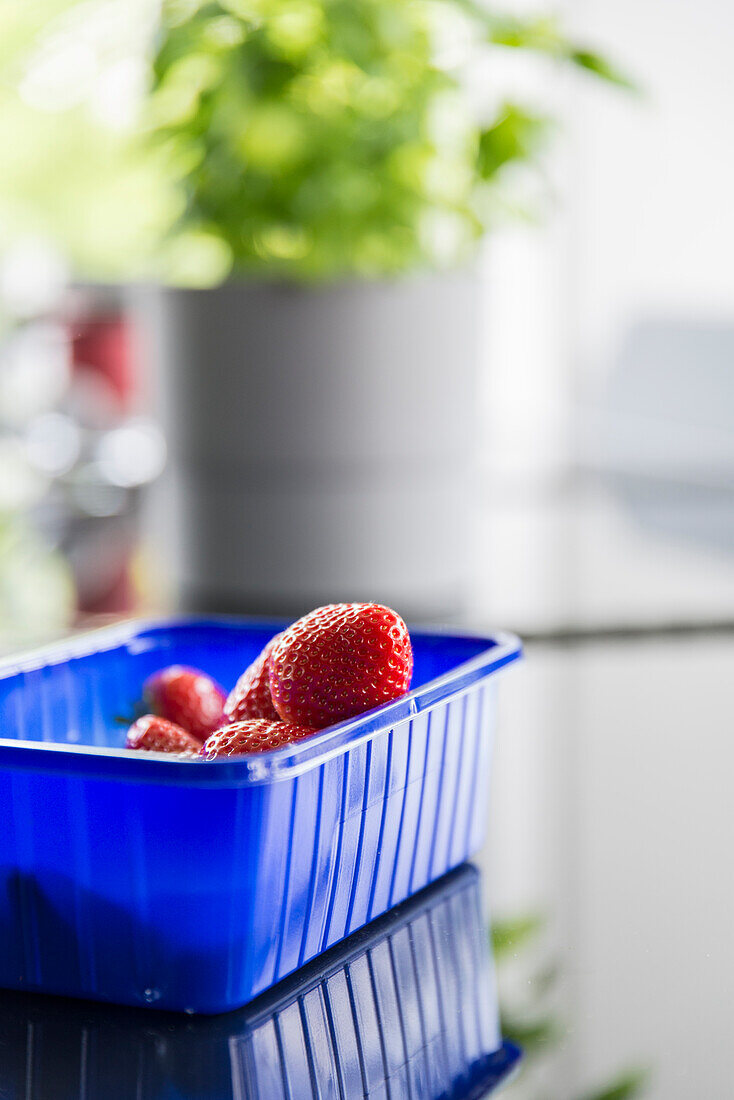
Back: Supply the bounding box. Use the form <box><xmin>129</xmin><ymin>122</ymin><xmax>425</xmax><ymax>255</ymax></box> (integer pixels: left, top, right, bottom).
<box><xmin>224</xmin><ymin>635</ymin><xmax>281</xmax><ymax>723</ymax></box>
<box><xmin>126</xmin><ymin>714</ymin><xmax>201</xmax><ymax>756</ymax></box>
<box><xmin>143</xmin><ymin>665</ymin><xmax>226</xmax><ymax>743</ymax></box>
<box><xmin>200</xmin><ymin>719</ymin><xmax>314</xmax><ymax>760</ymax></box>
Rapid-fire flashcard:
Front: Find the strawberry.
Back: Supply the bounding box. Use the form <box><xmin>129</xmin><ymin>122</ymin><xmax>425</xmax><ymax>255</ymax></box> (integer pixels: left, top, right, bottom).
<box><xmin>200</xmin><ymin>718</ymin><xmax>314</xmax><ymax>760</ymax></box>
<box><xmin>269</xmin><ymin>603</ymin><xmax>413</xmax><ymax>730</ymax></box>
<box><xmin>126</xmin><ymin>714</ymin><xmax>201</xmax><ymax>756</ymax></box>
<box><xmin>224</xmin><ymin>635</ymin><xmax>281</xmax><ymax>723</ymax></box>
<box><xmin>143</xmin><ymin>665</ymin><xmax>226</xmax><ymax>743</ymax></box>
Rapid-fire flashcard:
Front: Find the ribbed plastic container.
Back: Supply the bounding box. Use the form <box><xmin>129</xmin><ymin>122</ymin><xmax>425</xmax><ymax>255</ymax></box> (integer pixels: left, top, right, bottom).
<box><xmin>0</xmin><ymin>617</ymin><xmax>521</xmax><ymax>1013</ymax></box>
<box><xmin>0</xmin><ymin>865</ymin><xmax>521</xmax><ymax>1099</ymax></box>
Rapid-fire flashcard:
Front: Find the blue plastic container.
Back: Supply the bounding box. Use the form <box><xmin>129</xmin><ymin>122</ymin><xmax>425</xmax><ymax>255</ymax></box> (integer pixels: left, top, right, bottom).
<box><xmin>0</xmin><ymin>617</ymin><xmax>521</xmax><ymax>1013</ymax></box>
<box><xmin>0</xmin><ymin>864</ymin><xmax>521</xmax><ymax>1099</ymax></box>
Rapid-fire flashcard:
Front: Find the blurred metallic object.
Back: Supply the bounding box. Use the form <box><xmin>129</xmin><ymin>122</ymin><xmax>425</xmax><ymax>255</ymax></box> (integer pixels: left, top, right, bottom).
<box><xmin>0</xmin><ymin>322</ymin><xmax>70</xmax><ymax>426</ymax></box>
<box><xmin>56</xmin><ymin>290</ymin><xmax>166</xmax><ymax>612</ymax></box>
<box><xmin>136</xmin><ymin>273</ymin><xmax>479</xmax><ymax>619</ymax></box>
<box><xmin>24</xmin><ymin>412</ymin><xmax>81</xmax><ymax>477</ymax></box>
<box><xmin>95</xmin><ymin>418</ymin><xmax>166</xmax><ymax>489</ymax></box>
<box><xmin>0</xmin><ymin>281</ymin><xmax>166</xmax><ymax>623</ymax></box>
<box><xmin>0</xmin><ymin>242</ymin><xmax>75</xmax><ymax>648</ymax></box>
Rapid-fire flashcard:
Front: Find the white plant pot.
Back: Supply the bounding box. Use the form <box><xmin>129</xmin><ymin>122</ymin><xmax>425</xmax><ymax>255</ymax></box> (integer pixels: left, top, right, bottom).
<box><xmin>136</xmin><ymin>272</ymin><xmax>480</xmax><ymax>620</ymax></box>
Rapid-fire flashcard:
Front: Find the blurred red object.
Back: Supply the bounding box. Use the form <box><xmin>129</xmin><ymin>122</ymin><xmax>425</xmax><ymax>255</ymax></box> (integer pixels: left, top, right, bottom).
<box><xmin>64</xmin><ymin>293</ymin><xmax>140</xmax><ymax>614</ymax></box>
<box><xmin>70</xmin><ymin>311</ymin><xmax>134</xmax><ymax>412</ymax></box>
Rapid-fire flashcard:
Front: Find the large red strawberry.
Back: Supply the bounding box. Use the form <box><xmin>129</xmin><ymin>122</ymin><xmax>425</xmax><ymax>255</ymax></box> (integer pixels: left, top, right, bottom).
<box><xmin>269</xmin><ymin>603</ymin><xmax>413</xmax><ymax>730</ymax></box>
<box><xmin>143</xmin><ymin>665</ymin><xmax>225</xmax><ymax>743</ymax></box>
<box><xmin>200</xmin><ymin>718</ymin><xmax>314</xmax><ymax>760</ymax></box>
<box><xmin>126</xmin><ymin>714</ymin><xmax>202</xmax><ymax>756</ymax></box>
<box><xmin>224</xmin><ymin>635</ymin><xmax>281</xmax><ymax>723</ymax></box>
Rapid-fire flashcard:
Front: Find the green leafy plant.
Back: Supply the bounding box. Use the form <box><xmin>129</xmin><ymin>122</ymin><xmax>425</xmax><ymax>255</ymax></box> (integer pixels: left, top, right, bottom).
<box><xmin>492</xmin><ymin>915</ymin><xmax>648</xmax><ymax>1100</ymax></box>
<box><xmin>149</xmin><ymin>0</ymin><xmax>629</xmax><ymax>283</ymax></box>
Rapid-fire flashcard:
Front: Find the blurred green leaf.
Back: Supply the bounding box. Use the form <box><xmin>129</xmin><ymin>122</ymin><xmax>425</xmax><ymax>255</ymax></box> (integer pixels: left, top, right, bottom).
<box><xmin>499</xmin><ymin>1012</ymin><xmax>559</xmax><ymax>1052</ymax></box>
<box><xmin>0</xmin><ymin>0</ymin><xmax>631</xmax><ymax>282</ymax></box>
<box><xmin>492</xmin><ymin>912</ymin><xmax>650</xmax><ymax>1099</ymax></box>
<box><xmin>477</xmin><ymin>105</ymin><xmax>550</xmax><ymax>180</ymax></box>
<box><xmin>451</xmin><ymin>1</ymin><xmax>635</xmax><ymax>87</ymax></box>
<box><xmin>576</xmin><ymin>1068</ymin><xmax>648</xmax><ymax>1100</ymax></box>
<box><xmin>568</xmin><ymin>49</ymin><xmax>636</xmax><ymax>90</ymax></box>
<box><xmin>480</xmin><ymin>10</ymin><xmax>567</xmax><ymax>53</ymax></box>
<box><xmin>0</xmin><ymin>516</ymin><xmax>74</xmax><ymax>649</ymax></box>
<box><xmin>491</xmin><ymin>913</ymin><xmax>544</xmax><ymax>959</ymax></box>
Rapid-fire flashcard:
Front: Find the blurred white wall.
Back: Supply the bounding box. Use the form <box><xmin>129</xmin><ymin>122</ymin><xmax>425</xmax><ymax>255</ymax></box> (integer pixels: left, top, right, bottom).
<box><xmin>477</xmin><ymin>3</ymin><xmax>734</xmax><ymax>1099</ymax></box>
<box><xmin>480</xmin><ymin>0</ymin><xmax>734</xmax><ymax>482</ymax></box>
<box><xmin>568</xmin><ymin>0</ymin><xmax>734</xmax><ymax>390</ymax></box>
<box><xmin>476</xmin><ymin>0</ymin><xmax>734</xmax><ymax>633</ymax></box>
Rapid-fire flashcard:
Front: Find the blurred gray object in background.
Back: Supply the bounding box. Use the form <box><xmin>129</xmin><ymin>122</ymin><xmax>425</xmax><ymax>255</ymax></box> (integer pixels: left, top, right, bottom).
<box><xmin>135</xmin><ymin>273</ymin><xmax>479</xmax><ymax>620</ymax></box>
<box><xmin>581</xmin><ymin>319</ymin><xmax>734</xmax><ymax>556</ymax></box>
<box><xmin>588</xmin><ymin>319</ymin><xmax>734</xmax><ymax>485</ymax></box>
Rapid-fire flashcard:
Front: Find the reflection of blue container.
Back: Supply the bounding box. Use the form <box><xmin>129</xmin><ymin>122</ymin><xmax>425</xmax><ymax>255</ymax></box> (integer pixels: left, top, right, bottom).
<box><xmin>0</xmin><ymin>865</ymin><xmax>521</xmax><ymax>1099</ymax></box>
<box><xmin>0</xmin><ymin>618</ymin><xmax>521</xmax><ymax>1013</ymax></box>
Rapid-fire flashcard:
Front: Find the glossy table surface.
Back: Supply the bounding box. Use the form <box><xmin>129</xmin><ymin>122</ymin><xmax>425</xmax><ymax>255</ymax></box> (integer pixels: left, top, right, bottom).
<box><xmin>473</xmin><ymin>468</ymin><xmax>734</xmax><ymax>1100</ymax></box>
<box><xmin>0</xmin><ymin>865</ymin><xmax>519</xmax><ymax>1100</ymax></box>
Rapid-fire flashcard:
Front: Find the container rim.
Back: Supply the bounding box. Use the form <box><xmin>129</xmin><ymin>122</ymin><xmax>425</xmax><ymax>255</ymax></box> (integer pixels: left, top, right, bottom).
<box><xmin>0</xmin><ymin>616</ymin><xmax>522</xmax><ymax>786</ymax></box>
